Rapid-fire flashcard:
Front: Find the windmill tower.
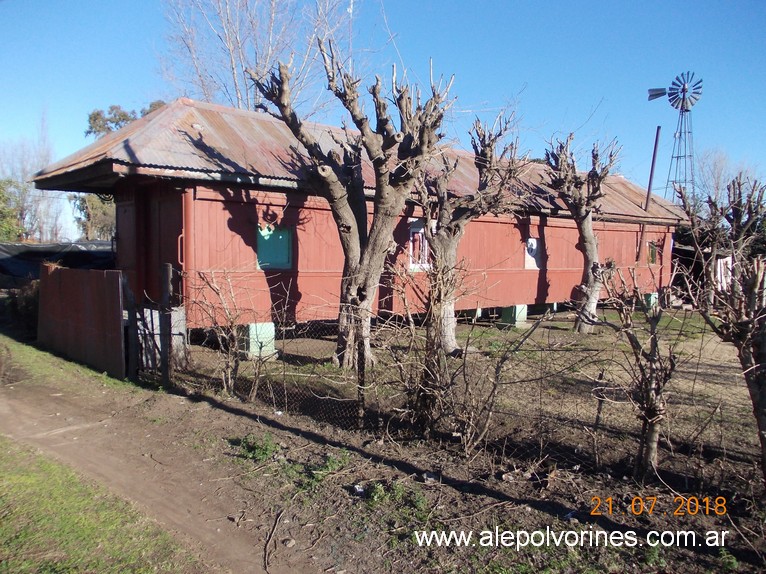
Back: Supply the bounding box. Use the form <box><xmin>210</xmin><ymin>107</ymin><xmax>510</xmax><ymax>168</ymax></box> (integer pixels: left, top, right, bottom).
<box><xmin>648</xmin><ymin>72</ymin><xmax>703</xmax><ymax>201</ymax></box>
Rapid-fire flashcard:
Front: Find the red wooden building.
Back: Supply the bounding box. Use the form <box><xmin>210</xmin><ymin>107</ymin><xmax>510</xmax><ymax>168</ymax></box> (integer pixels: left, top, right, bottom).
<box><xmin>34</xmin><ymin>98</ymin><xmax>684</xmax><ymax>338</ymax></box>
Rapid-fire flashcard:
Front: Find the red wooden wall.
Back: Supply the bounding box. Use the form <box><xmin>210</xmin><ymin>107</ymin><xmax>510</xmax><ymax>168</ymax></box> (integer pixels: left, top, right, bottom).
<box><xmin>115</xmin><ymin>181</ymin><xmax>675</xmax><ymax>328</ymax></box>
<box><xmin>116</xmin><ymin>181</ymin><xmax>183</xmax><ymax>304</ymax></box>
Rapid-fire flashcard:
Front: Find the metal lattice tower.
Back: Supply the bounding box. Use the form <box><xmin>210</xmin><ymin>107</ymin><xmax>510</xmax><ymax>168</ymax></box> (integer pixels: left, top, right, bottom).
<box><xmin>648</xmin><ymin>72</ymin><xmax>703</xmax><ymax>201</ymax></box>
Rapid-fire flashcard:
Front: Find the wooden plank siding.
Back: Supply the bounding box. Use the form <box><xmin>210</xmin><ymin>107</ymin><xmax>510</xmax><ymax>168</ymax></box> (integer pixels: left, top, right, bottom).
<box><xmin>131</xmin><ymin>183</ymin><xmax>676</xmax><ymax>328</ymax></box>
<box><xmin>37</xmin><ymin>264</ymin><xmax>125</xmax><ymax>379</ymax></box>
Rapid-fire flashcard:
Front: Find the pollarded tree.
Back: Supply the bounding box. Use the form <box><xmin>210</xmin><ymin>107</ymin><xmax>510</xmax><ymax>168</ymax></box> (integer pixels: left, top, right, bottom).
<box><xmin>596</xmin><ymin>269</ymin><xmax>677</xmax><ymax>482</ymax></box>
<box><xmin>253</xmin><ymin>42</ymin><xmax>453</xmax><ymax>370</ymax></box>
<box><xmin>409</xmin><ymin>114</ymin><xmax>527</xmax><ymax>434</ymax></box>
<box><xmin>545</xmin><ymin>134</ymin><xmax>619</xmax><ymax>334</ymax></box>
<box><xmin>418</xmin><ymin>115</ymin><xmax>526</xmax><ymax>355</ymax></box>
<box><xmin>677</xmin><ymin>174</ymin><xmax>766</xmax><ymax>487</ymax></box>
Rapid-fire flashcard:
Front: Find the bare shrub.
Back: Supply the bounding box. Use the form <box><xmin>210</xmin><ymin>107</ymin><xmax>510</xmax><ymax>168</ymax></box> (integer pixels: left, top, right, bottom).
<box><xmin>184</xmin><ymin>270</ymin><xmax>275</xmax><ymax>396</ymax></box>
<box><xmin>589</xmin><ymin>268</ymin><xmax>680</xmax><ymax>482</ymax></box>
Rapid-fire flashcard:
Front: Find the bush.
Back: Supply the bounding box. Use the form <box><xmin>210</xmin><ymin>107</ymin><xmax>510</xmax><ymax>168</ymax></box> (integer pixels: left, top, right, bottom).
<box><xmin>8</xmin><ymin>280</ymin><xmax>39</xmax><ymax>339</ymax></box>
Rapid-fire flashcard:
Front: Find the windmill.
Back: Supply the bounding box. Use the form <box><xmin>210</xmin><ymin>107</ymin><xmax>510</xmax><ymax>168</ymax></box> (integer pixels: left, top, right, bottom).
<box><xmin>648</xmin><ymin>72</ymin><xmax>703</xmax><ymax>201</ymax></box>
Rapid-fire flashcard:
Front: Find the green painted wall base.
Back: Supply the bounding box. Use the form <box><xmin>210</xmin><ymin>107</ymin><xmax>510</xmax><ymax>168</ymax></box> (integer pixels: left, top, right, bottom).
<box><xmin>239</xmin><ymin>322</ymin><xmax>276</xmax><ymax>358</ymax></box>
<box><xmin>499</xmin><ymin>304</ymin><xmax>528</xmax><ymax>328</ymax></box>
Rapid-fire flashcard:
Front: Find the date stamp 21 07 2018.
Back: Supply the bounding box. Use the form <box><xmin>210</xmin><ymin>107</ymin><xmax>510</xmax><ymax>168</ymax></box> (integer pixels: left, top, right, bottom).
<box><xmin>590</xmin><ymin>495</ymin><xmax>727</xmax><ymax>517</ymax></box>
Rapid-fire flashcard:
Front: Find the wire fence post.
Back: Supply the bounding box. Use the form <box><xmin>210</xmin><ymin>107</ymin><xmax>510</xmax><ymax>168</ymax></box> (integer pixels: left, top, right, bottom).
<box><xmin>121</xmin><ymin>273</ymin><xmax>140</xmax><ymax>382</ymax></box>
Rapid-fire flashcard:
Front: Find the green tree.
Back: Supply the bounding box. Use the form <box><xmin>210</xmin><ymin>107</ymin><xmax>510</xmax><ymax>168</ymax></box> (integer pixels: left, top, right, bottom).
<box><xmin>76</xmin><ymin>101</ymin><xmax>165</xmax><ymax>239</ymax></box>
<box><xmin>0</xmin><ymin>179</ymin><xmax>22</xmax><ymax>241</ymax></box>
<box><xmin>70</xmin><ymin>194</ymin><xmax>116</xmax><ymax>241</ymax></box>
<box><xmin>84</xmin><ymin>101</ymin><xmax>166</xmax><ymax>138</ymax></box>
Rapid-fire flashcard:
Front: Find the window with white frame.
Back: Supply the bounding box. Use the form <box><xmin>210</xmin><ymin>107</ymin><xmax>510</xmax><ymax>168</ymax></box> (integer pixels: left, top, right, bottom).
<box><xmin>408</xmin><ymin>219</ymin><xmax>430</xmax><ymax>271</ymax></box>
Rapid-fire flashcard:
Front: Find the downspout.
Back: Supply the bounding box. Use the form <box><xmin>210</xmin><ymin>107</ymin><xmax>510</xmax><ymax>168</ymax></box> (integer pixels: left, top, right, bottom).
<box><xmin>182</xmin><ymin>186</ymin><xmax>195</xmax><ymax>312</ymax></box>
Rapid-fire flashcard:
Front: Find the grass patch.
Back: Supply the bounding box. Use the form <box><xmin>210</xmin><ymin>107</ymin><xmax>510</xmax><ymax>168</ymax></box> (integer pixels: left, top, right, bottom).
<box><xmin>0</xmin><ymin>333</ymin><xmax>136</xmax><ymax>391</ymax></box>
<box><xmin>0</xmin><ymin>436</ymin><xmax>200</xmax><ymax>573</ymax></box>
<box><xmin>237</xmin><ymin>432</ymin><xmax>281</xmax><ymax>462</ymax></box>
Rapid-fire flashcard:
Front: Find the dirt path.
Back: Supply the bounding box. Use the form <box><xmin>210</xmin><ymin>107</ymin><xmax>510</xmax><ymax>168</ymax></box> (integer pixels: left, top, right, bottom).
<box><xmin>2</xmin><ymin>332</ymin><xmax>764</xmax><ymax>574</ymax></box>
<box><xmin>0</xmin><ymin>365</ymin><xmax>300</xmax><ymax>574</ymax></box>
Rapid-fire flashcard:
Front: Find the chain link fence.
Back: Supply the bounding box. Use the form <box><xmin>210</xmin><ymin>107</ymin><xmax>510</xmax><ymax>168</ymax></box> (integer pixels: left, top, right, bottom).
<box><xmin>165</xmin><ymin>295</ymin><xmax>758</xmax><ymax>490</ymax></box>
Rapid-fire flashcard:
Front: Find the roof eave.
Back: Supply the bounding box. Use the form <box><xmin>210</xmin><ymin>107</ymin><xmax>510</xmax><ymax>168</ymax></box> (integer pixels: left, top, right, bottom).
<box><xmin>33</xmin><ymin>160</ymin><xmax>121</xmax><ymax>192</ymax></box>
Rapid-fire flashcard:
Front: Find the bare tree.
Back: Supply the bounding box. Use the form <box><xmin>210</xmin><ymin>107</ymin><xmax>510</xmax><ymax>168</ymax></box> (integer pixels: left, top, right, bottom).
<box><xmin>164</xmin><ymin>0</ymin><xmax>350</xmax><ymax>111</ymax></box>
<box><xmin>254</xmin><ymin>43</ymin><xmax>453</xmax><ymax>370</ymax></box>
<box><xmin>545</xmin><ymin>134</ymin><xmax>620</xmax><ymax>333</ymax></box>
<box><xmin>676</xmin><ymin>173</ymin><xmax>766</xmax><ymax>486</ymax></box>
<box><xmin>418</xmin><ymin>114</ymin><xmax>526</xmax><ymax>355</ymax></box>
<box><xmin>409</xmin><ymin>114</ymin><xmax>527</xmax><ymax>433</ymax></box>
<box><xmin>0</xmin><ymin>118</ymin><xmax>61</xmax><ymax>242</ymax></box>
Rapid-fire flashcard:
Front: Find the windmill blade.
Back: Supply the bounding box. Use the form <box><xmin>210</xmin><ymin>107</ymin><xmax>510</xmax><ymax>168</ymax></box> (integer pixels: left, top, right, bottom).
<box><xmin>648</xmin><ymin>72</ymin><xmax>702</xmax><ymax>109</ymax></box>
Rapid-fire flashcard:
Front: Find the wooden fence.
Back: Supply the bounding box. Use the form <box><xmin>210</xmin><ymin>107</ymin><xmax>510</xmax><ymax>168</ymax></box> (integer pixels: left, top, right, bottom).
<box><xmin>37</xmin><ymin>264</ymin><xmax>125</xmax><ymax>379</ymax></box>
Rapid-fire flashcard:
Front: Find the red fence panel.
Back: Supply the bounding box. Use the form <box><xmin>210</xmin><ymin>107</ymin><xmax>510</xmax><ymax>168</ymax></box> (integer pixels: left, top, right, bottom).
<box><xmin>37</xmin><ymin>264</ymin><xmax>125</xmax><ymax>379</ymax></box>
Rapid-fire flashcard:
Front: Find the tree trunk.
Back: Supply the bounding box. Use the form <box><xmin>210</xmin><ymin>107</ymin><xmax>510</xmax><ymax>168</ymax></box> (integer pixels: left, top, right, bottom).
<box><xmin>334</xmin><ymin>284</ymin><xmax>375</xmax><ymax>371</ymax></box>
<box><xmin>411</xmin><ymin>230</ymin><xmax>465</xmax><ymax>436</ymax></box>
<box><xmin>333</xmin><ymin>190</ymin><xmax>408</xmax><ymax>370</ymax></box>
<box><xmin>746</xmin><ymin>372</ymin><xmax>766</xmax><ymax>488</ymax></box>
<box><xmin>739</xmin><ymin>332</ymin><xmax>766</xmax><ymax>487</ymax></box>
<box><xmin>415</xmin><ymin>306</ymin><xmax>448</xmax><ymax>437</ymax></box>
<box><xmin>574</xmin><ymin>213</ymin><xmax>600</xmax><ymax>334</ymax></box>
<box><xmin>440</xmin><ymin>298</ymin><xmax>459</xmax><ymax>353</ymax></box>
<box><xmin>634</xmin><ymin>406</ymin><xmax>664</xmax><ymax>483</ymax></box>
<box><xmin>427</xmin><ymin>231</ymin><xmax>462</xmax><ymax>355</ymax></box>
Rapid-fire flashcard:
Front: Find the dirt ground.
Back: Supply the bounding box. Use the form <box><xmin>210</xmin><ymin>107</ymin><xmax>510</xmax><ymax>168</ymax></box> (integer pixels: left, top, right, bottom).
<box><xmin>1</xmin><ymin>322</ymin><xmax>765</xmax><ymax>573</ymax></box>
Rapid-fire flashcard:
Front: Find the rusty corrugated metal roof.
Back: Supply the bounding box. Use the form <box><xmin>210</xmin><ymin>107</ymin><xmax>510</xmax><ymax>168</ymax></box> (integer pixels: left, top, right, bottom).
<box><xmin>34</xmin><ymin>98</ymin><xmax>684</xmax><ymax>225</ymax></box>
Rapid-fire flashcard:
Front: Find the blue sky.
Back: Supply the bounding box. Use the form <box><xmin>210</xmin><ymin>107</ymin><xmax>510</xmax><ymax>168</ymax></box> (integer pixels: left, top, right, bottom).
<box><xmin>1</xmin><ymin>0</ymin><xmax>764</xmax><ymax>205</ymax></box>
